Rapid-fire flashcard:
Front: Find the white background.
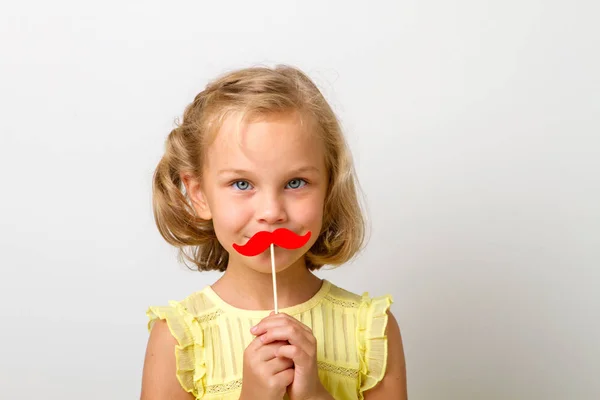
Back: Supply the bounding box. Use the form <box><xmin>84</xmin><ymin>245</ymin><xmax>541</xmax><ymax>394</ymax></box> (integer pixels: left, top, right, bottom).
<box><xmin>1</xmin><ymin>1</ymin><xmax>598</xmax><ymax>399</ymax></box>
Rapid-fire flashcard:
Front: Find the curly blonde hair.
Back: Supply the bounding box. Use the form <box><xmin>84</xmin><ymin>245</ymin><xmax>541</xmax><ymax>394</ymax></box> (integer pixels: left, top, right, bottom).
<box><xmin>152</xmin><ymin>65</ymin><xmax>367</xmax><ymax>272</ymax></box>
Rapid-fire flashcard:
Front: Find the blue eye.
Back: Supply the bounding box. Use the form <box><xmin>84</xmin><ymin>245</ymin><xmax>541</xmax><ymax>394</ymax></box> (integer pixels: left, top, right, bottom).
<box><xmin>286</xmin><ymin>179</ymin><xmax>307</xmax><ymax>189</ymax></box>
<box><xmin>233</xmin><ymin>180</ymin><xmax>252</xmax><ymax>191</ymax></box>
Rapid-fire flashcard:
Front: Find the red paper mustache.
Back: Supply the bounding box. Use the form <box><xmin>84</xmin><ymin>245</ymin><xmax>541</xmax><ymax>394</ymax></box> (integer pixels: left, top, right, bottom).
<box><xmin>232</xmin><ymin>228</ymin><xmax>311</xmax><ymax>256</ymax></box>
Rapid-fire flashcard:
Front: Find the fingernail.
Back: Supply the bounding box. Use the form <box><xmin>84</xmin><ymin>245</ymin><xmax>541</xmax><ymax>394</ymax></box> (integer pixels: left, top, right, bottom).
<box><xmin>250</xmin><ymin>325</ymin><xmax>257</xmax><ymax>333</ymax></box>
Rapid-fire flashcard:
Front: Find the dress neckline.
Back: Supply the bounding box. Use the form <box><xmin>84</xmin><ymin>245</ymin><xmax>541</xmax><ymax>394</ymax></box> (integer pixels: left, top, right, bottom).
<box><xmin>202</xmin><ymin>279</ymin><xmax>332</xmax><ymax>317</ymax></box>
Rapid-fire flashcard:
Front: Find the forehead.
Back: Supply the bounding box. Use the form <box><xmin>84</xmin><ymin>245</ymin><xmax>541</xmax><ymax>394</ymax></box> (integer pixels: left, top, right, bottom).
<box><xmin>205</xmin><ymin>112</ymin><xmax>325</xmax><ymax>174</ymax></box>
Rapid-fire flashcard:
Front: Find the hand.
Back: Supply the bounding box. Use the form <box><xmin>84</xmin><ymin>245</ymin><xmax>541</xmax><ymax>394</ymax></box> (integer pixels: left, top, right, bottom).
<box><xmin>239</xmin><ymin>334</ymin><xmax>295</xmax><ymax>400</ymax></box>
<box><xmin>251</xmin><ymin>312</ymin><xmax>330</xmax><ymax>400</ymax></box>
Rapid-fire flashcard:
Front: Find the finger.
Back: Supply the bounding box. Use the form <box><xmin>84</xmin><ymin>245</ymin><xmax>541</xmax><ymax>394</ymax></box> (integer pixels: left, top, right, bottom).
<box><xmin>269</xmin><ymin>313</ymin><xmax>312</xmax><ymax>332</ymax></box>
<box><xmin>246</xmin><ymin>333</ymin><xmax>284</xmax><ymax>354</ymax></box>
<box><xmin>270</xmin><ymin>365</ymin><xmax>295</xmax><ymax>388</ymax></box>
<box><xmin>276</xmin><ymin>313</ymin><xmax>312</xmax><ymax>332</ymax></box>
<box><xmin>255</xmin><ymin>340</ymin><xmax>290</xmax><ymax>362</ymax></box>
<box><xmin>265</xmin><ymin>354</ymin><xmax>295</xmax><ymax>375</ymax></box>
<box><xmin>276</xmin><ymin>344</ymin><xmax>312</xmax><ymax>368</ymax></box>
<box><xmin>259</xmin><ymin>325</ymin><xmax>316</xmax><ymax>355</ymax></box>
<box><xmin>246</xmin><ymin>333</ymin><xmax>266</xmax><ymax>352</ymax></box>
<box><xmin>251</xmin><ymin>313</ymin><xmax>311</xmax><ymax>336</ymax></box>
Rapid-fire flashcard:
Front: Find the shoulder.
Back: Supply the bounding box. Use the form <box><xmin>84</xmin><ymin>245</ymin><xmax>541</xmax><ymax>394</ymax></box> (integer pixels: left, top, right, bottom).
<box><xmin>142</xmin><ymin>288</ymin><xmax>216</xmax><ymax>400</ymax></box>
<box><xmin>362</xmin><ymin>309</ymin><xmax>408</xmax><ymax>400</ymax></box>
<box><xmin>322</xmin><ymin>280</ymin><xmax>365</xmax><ymax>308</ymax></box>
<box><xmin>146</xmin><ymin>286</ymin><xmax>221</xmax><ymax>331</ymax></box>
<box><xmin>327</xmin><ymin>280</ymin><xmax>406</xmax><ymax>399</ymax></box>
<box><xmin>323</xmin><ymin>281</ymin><xmax>395</xmax><ymax>318</ymax></box>
<box><xmin>140</xmin><ymin>320</ymin><xmax>195</xmax><ymax>399</ymax></box>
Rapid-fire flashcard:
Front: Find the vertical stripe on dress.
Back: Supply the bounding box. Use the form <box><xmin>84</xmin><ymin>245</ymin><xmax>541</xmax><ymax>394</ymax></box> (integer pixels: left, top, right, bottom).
<box><xmin>332</xmin><ymin>306</ymin><xmax>338</xmax><ymax>362</ymax></box>
<box><xmin>226</xmin><ymin>317</ymin><xmax>236</xmax><ymax>376</ymax></box>
<box><xmin>342</xmin><ymin>311</ymin><xmax>350</xmax><ymax>364</ymax></box>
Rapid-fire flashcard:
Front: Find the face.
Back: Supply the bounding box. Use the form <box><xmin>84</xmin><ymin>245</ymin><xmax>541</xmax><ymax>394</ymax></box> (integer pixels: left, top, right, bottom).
<box><xmin>186</xmin><ymin>112</ymin><xmax>328</xmax><ymax>274</ymax></box>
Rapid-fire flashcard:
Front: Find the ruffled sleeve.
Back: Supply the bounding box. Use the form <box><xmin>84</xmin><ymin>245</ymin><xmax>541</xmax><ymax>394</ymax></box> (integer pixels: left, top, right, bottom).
<box><xmin>147</xmin><ymin>301</ymin><xmax>206</xmax><ymax>399</ymax></box>
<box><xmin>356</xmin><ymin>292</ymin><xmax>394</xmax><ymax>398</ymax></box>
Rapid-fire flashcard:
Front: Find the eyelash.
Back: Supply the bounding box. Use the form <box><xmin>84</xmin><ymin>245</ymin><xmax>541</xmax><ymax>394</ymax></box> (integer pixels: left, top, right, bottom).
<box><xmin>230</xmin><ymin>178</ymin><xmax>308</xmax><ymax>191</ymax></box>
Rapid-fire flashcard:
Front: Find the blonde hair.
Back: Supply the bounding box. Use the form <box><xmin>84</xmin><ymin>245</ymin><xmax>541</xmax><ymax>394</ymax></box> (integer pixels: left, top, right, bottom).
<box><xmin>152</xmin><ymin>65</ymin><xmax>367</xmax><ymax>271</ymax></box>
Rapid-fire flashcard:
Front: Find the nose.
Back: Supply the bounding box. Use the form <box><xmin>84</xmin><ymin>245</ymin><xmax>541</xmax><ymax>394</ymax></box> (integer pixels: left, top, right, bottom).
<box><xmin>255</xmin><ymin>190</ymin><xmax>287</xmax><ymax>225</ymax></box>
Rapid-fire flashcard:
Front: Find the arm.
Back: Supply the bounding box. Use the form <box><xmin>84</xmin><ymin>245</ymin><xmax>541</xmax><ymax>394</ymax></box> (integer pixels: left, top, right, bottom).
<box><xmin>363</xmin><ymin>311</ymin><xmax>408</xmax><ymax>400</ymax></box>
<box><xmin>140</xmin><ymin>320</ymin><xmax>195</xmax><ymax>400</ymax></box>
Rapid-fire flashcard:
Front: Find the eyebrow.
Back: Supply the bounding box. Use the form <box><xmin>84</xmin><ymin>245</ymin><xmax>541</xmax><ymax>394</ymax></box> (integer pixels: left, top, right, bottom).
<box><xmin>218</xmin><ymin>166</ymin><xmax>321</xmax><ymax>176</ymax></box>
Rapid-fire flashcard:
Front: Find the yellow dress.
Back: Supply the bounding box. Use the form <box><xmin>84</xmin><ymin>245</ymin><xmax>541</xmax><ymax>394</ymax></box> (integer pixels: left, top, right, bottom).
<box><xmin>146</xmin><ymin>279</ymin><xmax>393</xmax><ymax>400</ymax></box>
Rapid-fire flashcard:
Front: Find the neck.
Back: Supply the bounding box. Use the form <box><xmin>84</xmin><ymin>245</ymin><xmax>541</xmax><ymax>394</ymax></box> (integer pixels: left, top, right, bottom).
<box><xmin>210</xmin><ymin>256</ymin><xmax>323</xmax><ymax>311</ymax></box>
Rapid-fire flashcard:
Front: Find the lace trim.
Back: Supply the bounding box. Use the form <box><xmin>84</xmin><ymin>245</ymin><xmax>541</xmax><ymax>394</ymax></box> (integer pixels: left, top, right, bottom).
<box><xmin>206</xmin><ymin>378</ymin><xmax>242</xmax><ymax>394</ymax></box>
<box><xmin>194</xmin><ymin>309</ymin><xmax>224</xmax><ymax>324</ymax></box>
<box><xmin>318</xmin><ymin>361</ymin><xmax>359</xmax><ymax>378</ymax></box>
<box><xmin>325</xmin><ymin>295</ymin><xmax>360</xmax><ymax>308</ymax></box>
<box><xmin>204</xmin><ymin>361</ymin><xmax>358</xmax><ymax>394</ymax></box>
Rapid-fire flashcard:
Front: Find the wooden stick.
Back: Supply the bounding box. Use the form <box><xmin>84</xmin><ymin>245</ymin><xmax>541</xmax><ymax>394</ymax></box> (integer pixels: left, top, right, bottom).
<box><xmin>270</xmin><ymin>243</ymin><xmax>278</xmax><ymax>314</ymax></box>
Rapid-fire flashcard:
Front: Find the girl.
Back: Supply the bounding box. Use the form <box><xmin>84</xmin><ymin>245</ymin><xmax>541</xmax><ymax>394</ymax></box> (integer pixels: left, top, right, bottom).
<box><xmin>141</xmin><ymin>65</ymin><xmax>407</xmax><ymax>400</ymax></box>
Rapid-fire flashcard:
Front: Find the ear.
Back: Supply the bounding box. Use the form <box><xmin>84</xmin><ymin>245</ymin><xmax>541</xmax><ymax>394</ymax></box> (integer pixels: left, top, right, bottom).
<box><xmin>180</xmin><ymin>172</ymin><xmax>212</xmax><ymax>220</ymax></box>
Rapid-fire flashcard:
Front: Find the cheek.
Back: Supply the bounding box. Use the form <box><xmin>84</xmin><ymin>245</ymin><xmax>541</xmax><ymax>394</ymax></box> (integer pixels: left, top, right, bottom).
<box><xmin>210</xmin><ymin>196</ymin><xmax>251</xmax><ymax>232</ymax></box>
<box><xmin>292</xmin><ymin>196</ymin><xmax>325</xmax><ymax>228</ymax></box>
